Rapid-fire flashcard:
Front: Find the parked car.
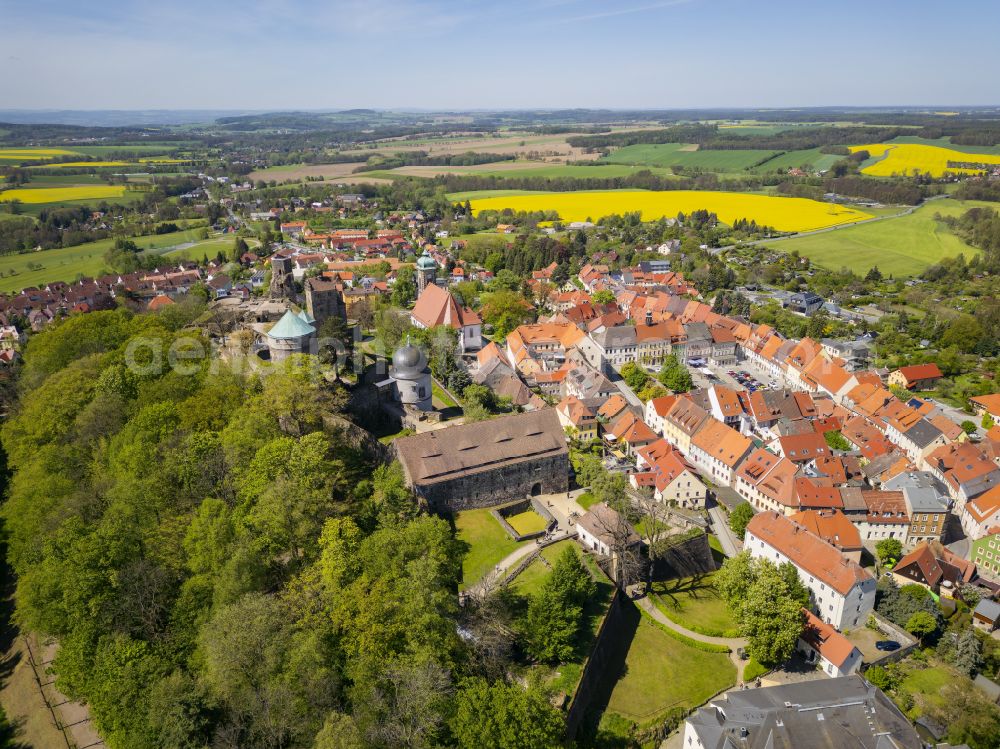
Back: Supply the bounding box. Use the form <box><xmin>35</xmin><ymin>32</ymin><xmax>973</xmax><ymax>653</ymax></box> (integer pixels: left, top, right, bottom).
<box><xmin>875</xmin><ymin>640</ymin><xmax>901</xmax><ymax>652</ymax></box>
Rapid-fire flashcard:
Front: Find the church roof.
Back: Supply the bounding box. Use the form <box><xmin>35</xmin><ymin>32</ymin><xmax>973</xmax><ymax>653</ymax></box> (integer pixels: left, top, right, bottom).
<box><xmin>268</xmin><ymin>309</ymin><xmax>316</xmax><ymax>340</ymax></box>
<box><xmin>411</xmin><ymin>283</ymin><xmax>481</xmax><ymax>329</ymax></box>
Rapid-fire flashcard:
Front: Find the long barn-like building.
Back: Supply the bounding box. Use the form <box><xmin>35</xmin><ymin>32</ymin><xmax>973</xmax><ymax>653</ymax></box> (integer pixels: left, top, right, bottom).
<box><xmin>394</xmin><ymin>409</ymin><xmax>569</xmax><ymax>512</ymax></box>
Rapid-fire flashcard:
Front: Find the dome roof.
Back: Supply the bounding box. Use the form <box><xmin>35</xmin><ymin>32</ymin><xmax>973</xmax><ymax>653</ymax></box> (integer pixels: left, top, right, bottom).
<box><xmin>392</xmin><ymin>341</ymin><xmax>428</xmax><ymax>377</ymax></box>
<box><xmin>267</xmin><ymin>309</ymin><xmax>316</xmax><ymax>340</ymax></box>
<box><xmin>417</xmin><ymin>252</ymin><xmax>437</xmax><ymax>271</ymax></box>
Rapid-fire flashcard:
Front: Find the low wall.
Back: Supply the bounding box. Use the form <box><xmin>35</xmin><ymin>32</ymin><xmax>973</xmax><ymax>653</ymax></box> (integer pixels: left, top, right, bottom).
<box><xmin>859</xmin><ymin>612</ymin><xmax>919</xmax><ymax>669</ymax></box>
<box><xmin>501</xmin><ymin>532</ymin><xmax>577</xmax><ymax>586</ymax></box>
<box><xmin>491</xmin><ymin>497</ymin><xmax>557</xmax><ymax>542</ymax></box>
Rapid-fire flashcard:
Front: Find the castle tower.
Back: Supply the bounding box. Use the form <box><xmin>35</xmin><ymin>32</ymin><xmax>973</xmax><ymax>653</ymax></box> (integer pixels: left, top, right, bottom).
<box><xmin>390</xmin><ymin>339</ymin><xmax>433</xmax><ymax>411</ymax></box>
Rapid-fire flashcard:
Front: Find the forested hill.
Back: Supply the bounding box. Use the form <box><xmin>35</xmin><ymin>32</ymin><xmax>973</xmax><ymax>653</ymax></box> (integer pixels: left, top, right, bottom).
<box><xmin>0</xmin><ymin>306</ymin><xmax>482</xmax><ymax>748</ymax></box>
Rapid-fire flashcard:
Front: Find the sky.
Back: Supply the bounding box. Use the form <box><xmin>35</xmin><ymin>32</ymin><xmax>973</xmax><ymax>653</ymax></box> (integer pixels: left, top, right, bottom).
<box><xmin>2</xmin><ymin>0</ymin><xmax>999</xmax><ymax>111</ymax></box>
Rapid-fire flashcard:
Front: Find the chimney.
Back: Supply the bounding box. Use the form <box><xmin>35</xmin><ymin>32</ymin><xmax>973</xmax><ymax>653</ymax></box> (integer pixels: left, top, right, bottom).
<box><xmin>645</xmin><ymin>310</ymin><xmax>653</xmax><ymax>326</ymax></box>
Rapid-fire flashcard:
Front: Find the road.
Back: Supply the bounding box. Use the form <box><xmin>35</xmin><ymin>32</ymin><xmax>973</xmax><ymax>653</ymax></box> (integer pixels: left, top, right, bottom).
<box><xmin>708</xmin><ymin>503</ymin><xmax>743</xmax><ymax>557</ymax></box>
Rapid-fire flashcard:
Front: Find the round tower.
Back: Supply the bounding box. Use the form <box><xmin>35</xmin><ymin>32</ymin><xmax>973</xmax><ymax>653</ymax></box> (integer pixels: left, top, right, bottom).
<box><xmin>390</xmin><ymin>339</ymin><xmax>433</xmax><ymax>410</ymax></box>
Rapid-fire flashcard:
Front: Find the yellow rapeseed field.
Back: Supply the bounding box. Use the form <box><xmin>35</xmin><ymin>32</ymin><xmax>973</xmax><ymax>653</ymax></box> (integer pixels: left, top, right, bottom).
<box><xmin>469</xmin><ymin>190</ymin><xmax>872</xmax><ymax>232</ymax></box>
<box><xmin>0</xmin><ymin>186</ymin><xmax>127</xmax><ymax>204</ymax></box>
<box><xmin>851</xmin><ymin>143</ymin><xmax>1000</xmax><ymax>177</ymax></box>
<box><xmin>27</xmin><ymin>161</ymin><xmax>129</xmax><ymax>169</ymax></box>
<box><xmin>0</xmin><ymin>148</ymin><xmax>80</xmax><ymax>160</ymax></box>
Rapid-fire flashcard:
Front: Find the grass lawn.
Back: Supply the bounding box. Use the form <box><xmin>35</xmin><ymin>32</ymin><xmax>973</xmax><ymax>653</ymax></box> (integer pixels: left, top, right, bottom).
<box><xmin>510</xmin><ymin>539</ymin><xmax>578</xmax><ymax>596</ymax></box>
<box><xmin>576</xmin><ymin>492</ymin><xmax>597</xmax><ymax>510</ymax></box>
<box><xmin>506</xmin><ymin>509</ymin><xmax>547</xmax><ymax>536</ymax></box>
<box><xmin>650</xmin><ymin>572</ymin><xmax>739</xmax><ymax>637</ymax></box>
<box><xmin>455</xmin><ymin>508</ymin><xmax>526</xmax><ymax>590</ymax></box>
<box><xmin>431</xmin><ymin>381</ymin><xmax>458</xmax><ymax>408</ymax></box>
<box><xmin>604</xmin><ymin>615</ymin><xmax>735</xmax><ymax>726</ymax></box>
<box><xmin>773</xmin><ymin>198</ymin><xmax>987</xmax><ymax>277</ymax></box>
<box><xmin>900</xmin><ymin>664</ymin><xmax>953</xmax><ymax>718</ymax></box>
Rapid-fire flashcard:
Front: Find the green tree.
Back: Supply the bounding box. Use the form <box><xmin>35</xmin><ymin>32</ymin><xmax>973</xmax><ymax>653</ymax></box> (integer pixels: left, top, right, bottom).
<box><xmin>740</xmin><ymin>567</ymin><xmax>805</xmax><ymax>665</ymax></box>
<box><xmin>728</xmin><ymin>503</ymin><xmax>754</xmax><ymax>539</ymax></box>
<box><xmin>313</xmin><ymin>712</ymin><xmax>364</xmax><ymax>749</ymax></box>
<box><xmin>522</xmin><ymin>547</ymin><xmax>594</xmax><ymax>663</ymax></box>
<box><xmin>392</xmin><ymin>265</ymin><xmax>417</xmax><ymax>307</ymax></box>
<box><xmin>714</xmin><ymin>551</ymin><xmax>758</xmax><ymax>608</ymax></box>
<box><xmin>591</xmin><ymin>289</ymin><xmax>615</xmax><ymax>305</ymax></box>
<box><xmin>619</xmin><ymin>361</ymin><xmax>650</xmax><ymax>392</ymax></box>
<box><xmin>479</xmin><ymin>289</ymin><xmax>534</xmax><ymax>340</ymax></box>
<box><xmin>905</xmin><ymin>610</ymin><xmax>938</xmax><ymax>643</ymax></box>
<box><xmin>658</xmin><ymin>353</ymin><xmax>692</xmax><ymax>393</ymax></box>
<box><xmin>875</xmin><ymin>538</ymin><xmax>903</xmax><ymax>567</ymax></box>
<box><xmin>450</xmin><ymin>679</ymin><xmax>564</xmax><ymax>749</ymax></box>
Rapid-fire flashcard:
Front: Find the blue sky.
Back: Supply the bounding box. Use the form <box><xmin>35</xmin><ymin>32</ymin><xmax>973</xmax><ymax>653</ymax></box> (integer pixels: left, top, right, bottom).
<box><xmin>2</xmin><ymin>0</ymin><xmax>998</xmax><ymax>110</ymax></box>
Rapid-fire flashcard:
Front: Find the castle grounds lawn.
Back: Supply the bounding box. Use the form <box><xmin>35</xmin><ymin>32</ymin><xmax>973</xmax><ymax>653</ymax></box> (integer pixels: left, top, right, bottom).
<box><xmin>650</xmin><ymin>571</ymin><xmax>739</xmax><ymax>637</ymax></box>
<box><xmin>576</xmin><ymin>492</ymin><xmax>597</xmax><ymax>510</ymax></box>
<box><xmin>604</xmin><ymin>615</ymin><xmax>735</xmax><ymax>726</ymax></box>
<box><xmin>506</xmin><ymin>509</ymin><xmax>547</xmax><ymax>536</ymax></box>
<box><xmin>510</xmin><ymin>539</ymin><xmax>579</xmax><ymax>596</ymax></box>
<box><xmin>455</xmin><ymin>508</ymin><xmax>526</xmax><ymax>590</ymax></box>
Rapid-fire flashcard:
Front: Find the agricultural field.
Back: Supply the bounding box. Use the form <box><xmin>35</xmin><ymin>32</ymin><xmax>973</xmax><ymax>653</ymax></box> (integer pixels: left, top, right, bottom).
<box><xmin>247</xmin><ymin>162</ymin><xmax>367</xmax><ymax>182</ymax></box>
<box><xmin>773</xmin><ymin>197</ymin><xmax>986</xmax><ymax>277</ymax></box>
<box><xmin>27</xmin><ymin>161</ymin><xmax>129</xmax><ymax>169</ymax></box>
<box><xmin>0</xmin><ymin>226</ymin><xmax>219</xmax><ymax>293</ymax></box>
<box><xmin>0</xmin><ymin>148</ymin><xmax>80</xmax><ymax>162</ymax></box>
<box><xmin>852</xmin><ymin>141</ymin><xmax>1000</xmax><ymax>177</ymax></box>
<box><xmin>372</xmin><ymin>162</ymin><xmax>677</xmax><ymax>181</ymax></box>
<box><xmin>0</xmin><ymin>185</ymin><xmax>128</xmax><ymax>204</ymax></box>
<box><xmin>467</xmin><ymin>189</ymin><xmax>872</xmax><ymax>232</ymax></box>
<box><xmin>601</xmin><ymin>143</ymin><xmax>778</xmax><ymax>171</ymax></box>
<box><xmin>750</xmin><ymin>148</ymin><xmax>843</xmax><ymax>173</ymax></box>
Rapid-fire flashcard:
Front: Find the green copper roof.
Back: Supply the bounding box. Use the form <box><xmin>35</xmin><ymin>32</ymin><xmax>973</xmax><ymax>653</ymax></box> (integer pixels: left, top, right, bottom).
<box><xmin>297</xmin><ymin>309</ymin><xmax>316</xmax><ymax>325</ymax></box>
<box><xmin>268</xmin><ymin>310</ymin><xmax>316</xmax><ymax>339</ymax></box>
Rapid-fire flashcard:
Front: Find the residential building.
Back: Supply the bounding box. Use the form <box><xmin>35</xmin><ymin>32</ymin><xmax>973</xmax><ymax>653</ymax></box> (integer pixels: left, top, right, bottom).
<box><xmin>961</xmin><ymin>486</ymin><xmax>1000</xmax><ymax>541</ymax></box>
<box><xmin>661</xmin><ymin>398</ymin><xmax>710</xmax><ymax>455</ymax></box>
<box><xmin>745</xmin><ymin>511</ymin><xmax>875</xmax><ymax>629</ymax></box>
<box><xmin>923</xmin><ymin>441</ymin><xmax>1000</xmax><ymax>510</ymax></box>
<box><xmin>796</xmin><ymin>609</ymin><xmax>863</xmax><ymax>678</ymax></box>
<box><xmin>632</xmin><ymin>441</ymin><xmax>708</xmax><ymax>509</ymax></box>
<box><xmin>576</xmin><ymin>502</ymin><xmax>640</xmax><ymax>557</ymax></box>
<box><xmin>735</xmin><ymin>449</ymin><xmax>799</xmax><ymax>515</ymax></box>
<box><xmin>644</xmin><ymin>394</ymin><xmax>679</xmax><ymax>436</ymax></box>
<box><xmin>888</xmin><ymin>363</ymin><xmax>943</xmax><ymax>391</ymax></box>
<box><xmin>689</xmin><ymin>419</ymin><xmax>754</xmax><ymax>487</ymax></box>
<box><xmin>971</xmin><ymin>393</ymin><xmax>1000</xmax><ymax>422</ymax></box>
<box><xmin>892</xmin><ymin>541</ymin><xmax>976</xmax><ymax>593</ymax></box>
<box><xmin>971</xmin><ymin>532</ymin><xmax>1000</xmax><ymax>581</ymax></box>
<box><xmin>789</xmin><ymin>509</ymin><xmax>863</xmax><ymax>564</ymax></box>
<box><xmin>785</xmin><ymin>291</ymin><xmax>824</xmax><ymax>315</ymax></box>
<box><xmin>556</xmin><ymin>396</ymin><xmax>598</xmax><ymax>442</ymax></box>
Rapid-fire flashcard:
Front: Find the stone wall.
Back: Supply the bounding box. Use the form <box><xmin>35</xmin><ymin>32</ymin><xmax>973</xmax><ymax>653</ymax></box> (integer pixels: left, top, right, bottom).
<box><xmin>491</xmin><ymin>498</ymin><xmax>557</xmax><ymax>541</ymax></box>
<box><xmin>648</xmin><ymin>530</ymin><xmax>717</xmax><ymax>581</ymax></box>
<box><xmin>418</xmin><ymin>453</ymin><xmax>569</xmax><ymax>512</ymax></box>
<box><xmin>565</xmin><ymin>589</ymin><xmax>639</xmax><ymax>740</ymax></box>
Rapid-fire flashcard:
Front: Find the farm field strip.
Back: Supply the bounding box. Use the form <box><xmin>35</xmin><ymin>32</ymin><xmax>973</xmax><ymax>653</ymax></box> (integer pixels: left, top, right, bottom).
<box><xmin>468</xmin><ymin>189</ymin><xmax>872</xmax><ymax>232</ymax></box>
<box><xmin>851</xmin><ymin>142</ymin><xmax>1000</xmax><ymax>177</ymax></box>
<box><xmin>0</xmin><ymin>185</ymin><xmax>128</xmax><ymax>204</ymax></box>
<box><xmin>601</xmin><ymin>143</ymin><xmax>779</xmax><ymax>170</ymax></box>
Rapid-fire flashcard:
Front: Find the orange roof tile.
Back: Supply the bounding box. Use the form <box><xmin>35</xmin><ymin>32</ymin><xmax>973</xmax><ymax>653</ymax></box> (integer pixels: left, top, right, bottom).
<box><xmin>746</xmin><ymin>511</ymin><xmax>873</xmax><ymax>596</ymax></box>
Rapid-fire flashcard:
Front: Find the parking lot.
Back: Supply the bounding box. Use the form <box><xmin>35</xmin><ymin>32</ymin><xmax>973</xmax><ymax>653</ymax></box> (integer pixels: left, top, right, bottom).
<box><xmin>687</xmin><ymin>357</ymin><xmax>783</xmax><ymax>393</ymax></box>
